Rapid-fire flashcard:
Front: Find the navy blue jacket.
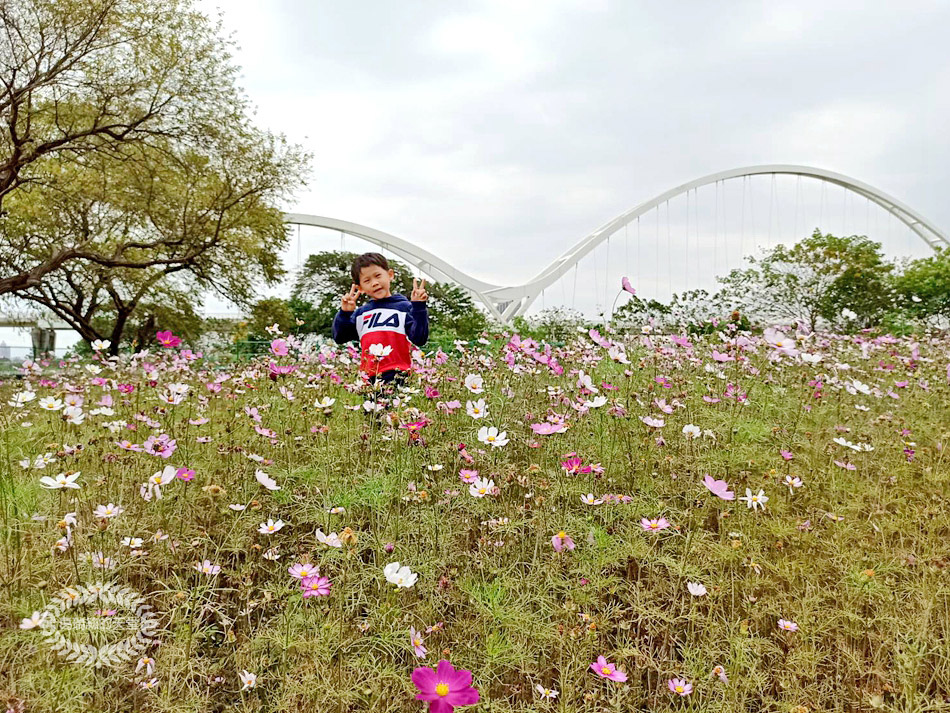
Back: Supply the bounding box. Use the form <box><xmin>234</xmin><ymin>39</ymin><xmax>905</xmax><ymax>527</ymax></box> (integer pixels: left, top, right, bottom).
<box><xmin>332</xmin><ymin>294</ymin><xmax>428</xmax><ymax>374</ymax></box>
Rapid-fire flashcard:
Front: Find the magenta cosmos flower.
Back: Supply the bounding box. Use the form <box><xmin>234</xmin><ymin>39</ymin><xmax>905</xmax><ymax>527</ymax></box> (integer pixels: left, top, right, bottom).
<box><xmin>412</xmin><ymin>659</ymin><xmax>479</xmax><ymax>713</ymax></box>
<box><xmin>155</xmin><ymin>330</ymin><xmax>181</xmax><ymax>348</ymax></box>
<box><xmin>300</xmin><ymin>575</ymin><xmax>332</xmax><ymax>598</ymax></box>
<box><xmin>641</xmin><ymin>517</ymin><xmax>670</xmax><ymax>532</ymax></box>
<box><xmin>590</xmin><ymin>656</ymin><xmax>627</xmax><ymax>682</ymax></box>
<box><xmin>551</xmin><ymin>531</ymin><xmax>575</xmax><ymax>552</ymax></box>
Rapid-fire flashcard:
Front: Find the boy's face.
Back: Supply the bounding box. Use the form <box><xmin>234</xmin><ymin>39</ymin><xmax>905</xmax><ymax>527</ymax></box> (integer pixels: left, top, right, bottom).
<box><xmin>357</xmin><ymin>265</ymin><xmax>395</xmax><ymax>299</ymax></box>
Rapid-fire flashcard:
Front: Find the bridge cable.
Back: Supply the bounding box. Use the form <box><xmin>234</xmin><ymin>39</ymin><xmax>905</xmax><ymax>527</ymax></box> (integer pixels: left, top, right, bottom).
<box><xmin>686</xmin><ymin>188</ymin><xmax>690</xmax><ymax>293</ymax></box>
<box><xmin>768</xmin><ymin>174</ymin><xmax>775</xmax><ymax>248</ymax></box>
<box><xmin>666</xmin><ymin>199</ymin><xmax>672</xmax><ymax>303</ymax></box>
<box><xmin>740</xmin><ymin>176</ymin><xmax>746</xmax><ymax>261</ymax></box>
<box><xmin>714</xmin><ymin>180</ymin><xmax>719</xmax><ymax>275</ymax></box>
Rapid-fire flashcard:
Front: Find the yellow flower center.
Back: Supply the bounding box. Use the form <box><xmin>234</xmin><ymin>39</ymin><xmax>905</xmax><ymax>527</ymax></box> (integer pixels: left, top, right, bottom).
<box><xmin>675</xmin><ymin>685</ymin><xmax>684</xmax><ymax>693</ymax></box>
<box><xmin>601</xmin><ymin>667</ymin><xmax>612</xmax><ymax>675</ymax></box>
<box><xmin>557</xmin><ymin>531</ymin><xmax>567</xmax><ymax>539</ymax></box>
<box><xmin>487</xmin><ymin>436</ymin><xmax>494</xmax><ymax>441</ymax></box>
<box><xmin>435</xmin><ymin>683</ymin><xmax>449</xmax><ymax>697</ymax></box>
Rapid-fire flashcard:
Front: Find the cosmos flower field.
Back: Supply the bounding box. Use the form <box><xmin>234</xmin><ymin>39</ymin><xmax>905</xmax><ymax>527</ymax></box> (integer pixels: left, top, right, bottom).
<box><xmin>1</xmin><ymin>326</ymin><xmax>949</xmax><ymax>712</ymax></box>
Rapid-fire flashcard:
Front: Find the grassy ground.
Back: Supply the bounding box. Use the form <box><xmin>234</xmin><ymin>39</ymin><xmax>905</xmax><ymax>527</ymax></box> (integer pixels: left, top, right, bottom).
<box><xmin>0</xmin><ymin>329</ymin><xmax>948</xmax><ymax>712</ymax></box>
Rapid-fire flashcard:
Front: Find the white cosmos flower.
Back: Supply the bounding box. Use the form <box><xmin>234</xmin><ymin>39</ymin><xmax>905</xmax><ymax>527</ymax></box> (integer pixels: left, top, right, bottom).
<box><xmin>383</xmin><ymin>561</ymin><xmax>418</xmax><ymax>588</ymax></box>
<box><xmin>477</xmin><ymin>425</ymin><xmax>508</xmax><ymax>447</ymax></box>
<box><xmin>39</xmin><ymin>472</ymin><xmax>81</xmax><ymax>490</ymax></box>
<box><xmin>581</xmin><ymin>493</ymin><xmax>604</xmax><ymax>505</ymax></box>
<box><xmin>316</xmin><ymin>529</ymin><xmax>342</xmax><ymax>547</ymax></box>
<box><xmin>469</xmin><ymin>477</ymin><xmax>495</xmax><ymax>498</ymax></box>
<box><xmin>122</xmin><ymin>537</ymin><xmax>144</xmax><ymax>548</ymax></box>
<box><xmin>368</xmin><ymin>343</ymin><xmax>393</xmax><ymax>358</ymax></box>
<box><xmin>466</xmin><ymin>399</ymin><xmax>487</xmax><ymax>419</ymax></box>
<box><xmin>784</xmin><ymin>475</ymin><xmax>803</xmax><ymax>494</ymax></box>
<box><xmin>38</xmin><ymin>397</ymin><xmax>63</xmax><ymax>411</ymax></box>
<box><xmin>682</xmin><ymin>424</ymin><xmax>701</xmax><ymax>439</ymax></box>
<box><xmin>607</xmin><ymin>345</ymin><xmax>629</xmax><ymax>363</ymax></box>
<box><xmin>536</xmin><ymin>684</ymin><xmax>559</xmax><ymax>699</ymax></box>
<box><xmin>258</xmin><ymin>518</ymin><xmax>285</xmax><ymax>534</ymax></box>
<box><xmin>91</xmin><ymin>339</ymin><xmax>111</xmax><ymax>351</ymax></box>
<box><xmin>8</xmin><ymin>390</ymin><xmax>36</xmax><ymax>407</ymax></box>
<box><xmin>576</xmin><ymin>370</ymin><xmax>598</xmax><ymax>392</ymax></box>
<box><xmin>62</xmin><ymin>406</ymin><xmax>85</xmax><ymax>425</ymax></box>
<box><xmin>687</xmin><ymin>582</ymin><xmax>708</xmax><ymax>597</ymax></box>
<box><xmin>93</xmin><ymin>503</ymin><xmax>124</xmax><ymax>519</ymax></box>
<box><xmin>239</xmin><ymin>670</ymin><xmax>257</xmax><ymax>691</ymax></box>
<box><xmin>141</xmin><ymin>465</ymin><xmax>176</xmax><ymax>500</ymax></box>
<box><xmin>195</xmin><ymin>559</ymin><xmax>221</xmax><ymax>575</ymax></box>
<box><xmin>254</xmin><ymin>469</ymin><xmax>281</xmax><ymax>491</ymax></box>
<box><xmin>19</xmin><ymin>611</ymin><xmax>48</xmax><ymax>629</ymax></box>
<box><xmin>314</xmin><ymin>396</ymin><xmax>336</xmax><ymax>408</ymax></box>
<box><xmin>90</xmin><ymin>551</ymin><xmax>115</xmax><ymax>569</ymax></box>
<box><xmin>464</xmin><ymin>373</ymin><xmax>484</xmax><ymax>393</ymax></box>
<box><xmin>583</xmin><ymin>396</ymin><xmax>608</xmax><ymax>409</ymax></box>
<box><xmin>739</xmin><ymin>488</ymin><xmax>768</xmax><ymax>511</ymax></box>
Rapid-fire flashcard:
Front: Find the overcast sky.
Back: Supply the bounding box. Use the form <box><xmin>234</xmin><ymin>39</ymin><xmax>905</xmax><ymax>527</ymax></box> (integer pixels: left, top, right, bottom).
<box><xmin>195</xmin><ymin>0</ymin><xmax>948</xmax><ymax>293</ymax></box>
<box><xmin>5</xmin><ymin>0</ymin><xmax>949</xmax><ymax>348</ymax></box>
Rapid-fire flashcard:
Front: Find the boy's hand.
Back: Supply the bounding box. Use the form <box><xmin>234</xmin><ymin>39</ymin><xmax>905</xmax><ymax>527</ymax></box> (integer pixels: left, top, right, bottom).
<box><xmin>341</xmin><ymin>284</ymin><xmax>360</xmax><ymax>312</ymax></box>
<box><xmin>411</xmin><ymin>277</ymin><xmax>428</xmax><ymax>302</ymax></box>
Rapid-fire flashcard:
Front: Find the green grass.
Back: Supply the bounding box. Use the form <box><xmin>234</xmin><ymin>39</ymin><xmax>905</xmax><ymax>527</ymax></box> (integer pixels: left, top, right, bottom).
<box><xmin>0</xmin><ymin>332</ymin><xmax>949</xmax><ymax>712</ymax></box>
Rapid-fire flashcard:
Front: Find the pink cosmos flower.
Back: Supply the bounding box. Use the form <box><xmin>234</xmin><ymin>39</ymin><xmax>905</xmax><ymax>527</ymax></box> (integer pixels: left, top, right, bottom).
<box><xmin>410</xmin><ymin>626</ymin><xmax>428</xmax><ymax>658</ymax></box>
<box><xmin>641</xmin><ymin>416</ymin><xmax>665</xmax><ymax>428</ymax></box>
<box><xmin>156</xmin><ymin>330</ymin><xmax>181</xmax><ymax>348</ymax></box>
<box><xmin>458</xmin><ymin>469</ymin><xmax>479</xmax><ymax>484</ymax></box>
<box><xmin>590</xmin><ymin>656</ymin><xmax>627</xmax><ymax>682</ymax></box>
<box><xmin>641</xmin><ymin>517</ymin><xmax>670</xmax><ymax>532</ymax></box>
<box><xmin>288</xmin><ymin>562</ymin><xmax>319</xmax><ymax>579</ymax></box>
<box><xmin>780</xmin><ymin>449</ymin><xmax>793</xmax><ymax>461</ymax></box>
<box><xmin>175</xmin><ymin>467</ymin><xmax>195</xmax><ymax>482</ymax></box>
<box><xmin>621</xmin><ymin>276</ymin><xmax>636</xmax><ymax>295</ymax></box>
<box><xmin>834</xmin><ymin>460</ymin><xmax>857</xmax><ymax>471</ymax></box>
<box><xmin>412</xmin><ymin>659</ymin><xmax>480</xmax><ymax>712</ymax></box>
<box><xmin>531</xmin><ymin>422</ymin><xmax>567</xmax><ymax>435</ymax></box>
<box><xmin>300</xmin><ymin>575</ymin><xmax>332</xmax><ymax>598</ymax></box>
<box><xmin>778</xmin><ymin>618</ymin><xmax>799</xmax><ymax>632</ymax></box>
<box><xmin>668</xmin><ymin>678</ymin><xmax>693</xmax><ymax>696</ymax></box>
<box><xmin>702</xmin><ymin>475</ymin><xmax>735</xmax><ymax>500</ymax></box>
<box><xmin>270</xmin><ymin>338</ymin><xmax>289</xmax><ymax>356</ymax></box>
<box><xmin>551</xmin><ymin>531</ymin><xmax>575</xmax><ymax>552</ymax></box>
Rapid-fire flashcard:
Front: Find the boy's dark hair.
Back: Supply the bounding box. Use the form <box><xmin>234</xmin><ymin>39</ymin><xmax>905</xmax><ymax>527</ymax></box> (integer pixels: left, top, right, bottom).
<box><xmin>351</xmin><ymin>252</ymin><xmax>389</xmax><ymax>285</ymax></box>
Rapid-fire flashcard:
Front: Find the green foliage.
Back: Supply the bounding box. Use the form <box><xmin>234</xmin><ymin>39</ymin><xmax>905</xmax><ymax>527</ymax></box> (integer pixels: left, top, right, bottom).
<box><xmin>892</xmin><ymin>248</ymin><xmax>950</xmax><ymax>323</ymax></box>
<box><xmin>718</xmin><ymin>229</ymin><xmax>895</xmax><ymax>331</ymax></box>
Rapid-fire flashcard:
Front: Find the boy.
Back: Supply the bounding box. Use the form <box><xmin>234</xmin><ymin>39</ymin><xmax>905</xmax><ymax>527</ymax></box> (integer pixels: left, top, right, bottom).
<box><xmin>331</xmin><ymin>252</ymin><xmax>429</xmax><ymax>392</ymax></box>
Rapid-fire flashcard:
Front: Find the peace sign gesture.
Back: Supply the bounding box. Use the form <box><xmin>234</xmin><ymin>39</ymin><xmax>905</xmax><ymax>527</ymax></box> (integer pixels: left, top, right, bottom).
<box><xmin>411</xmin><ymin>277</ymin><xmax>428</xmax><ymax>302</ymax></box>
<box><xmin>341</xmin><ymin>283</ymin><xmax>361</xmax><ymax>311</ymax></box>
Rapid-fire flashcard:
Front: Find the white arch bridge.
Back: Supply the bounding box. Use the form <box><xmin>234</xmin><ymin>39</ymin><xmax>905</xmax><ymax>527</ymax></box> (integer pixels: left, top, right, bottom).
<box><xmin>2</xmin><ymin>164</ymin><xmax>946</xmax><ymax>332</ymax></box>
<box><xmin>285</xmin><ymin>164</ymin><xmax>948</xmax><ymax>324</ymax></box>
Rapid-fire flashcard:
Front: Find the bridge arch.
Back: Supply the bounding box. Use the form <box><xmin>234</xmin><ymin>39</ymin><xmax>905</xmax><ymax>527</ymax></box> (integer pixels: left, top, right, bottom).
<box><xmin>285</xmin><ymin>165</ymin><xmax>948</xmax><ymax>323</ymax></box>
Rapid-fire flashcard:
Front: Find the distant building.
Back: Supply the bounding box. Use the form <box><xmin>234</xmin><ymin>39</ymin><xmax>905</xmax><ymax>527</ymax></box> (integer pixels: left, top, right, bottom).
<box><xmin>0</xmin><ymin>340</ymin><xmax>9</xmax><ymax>360</ymax></box>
